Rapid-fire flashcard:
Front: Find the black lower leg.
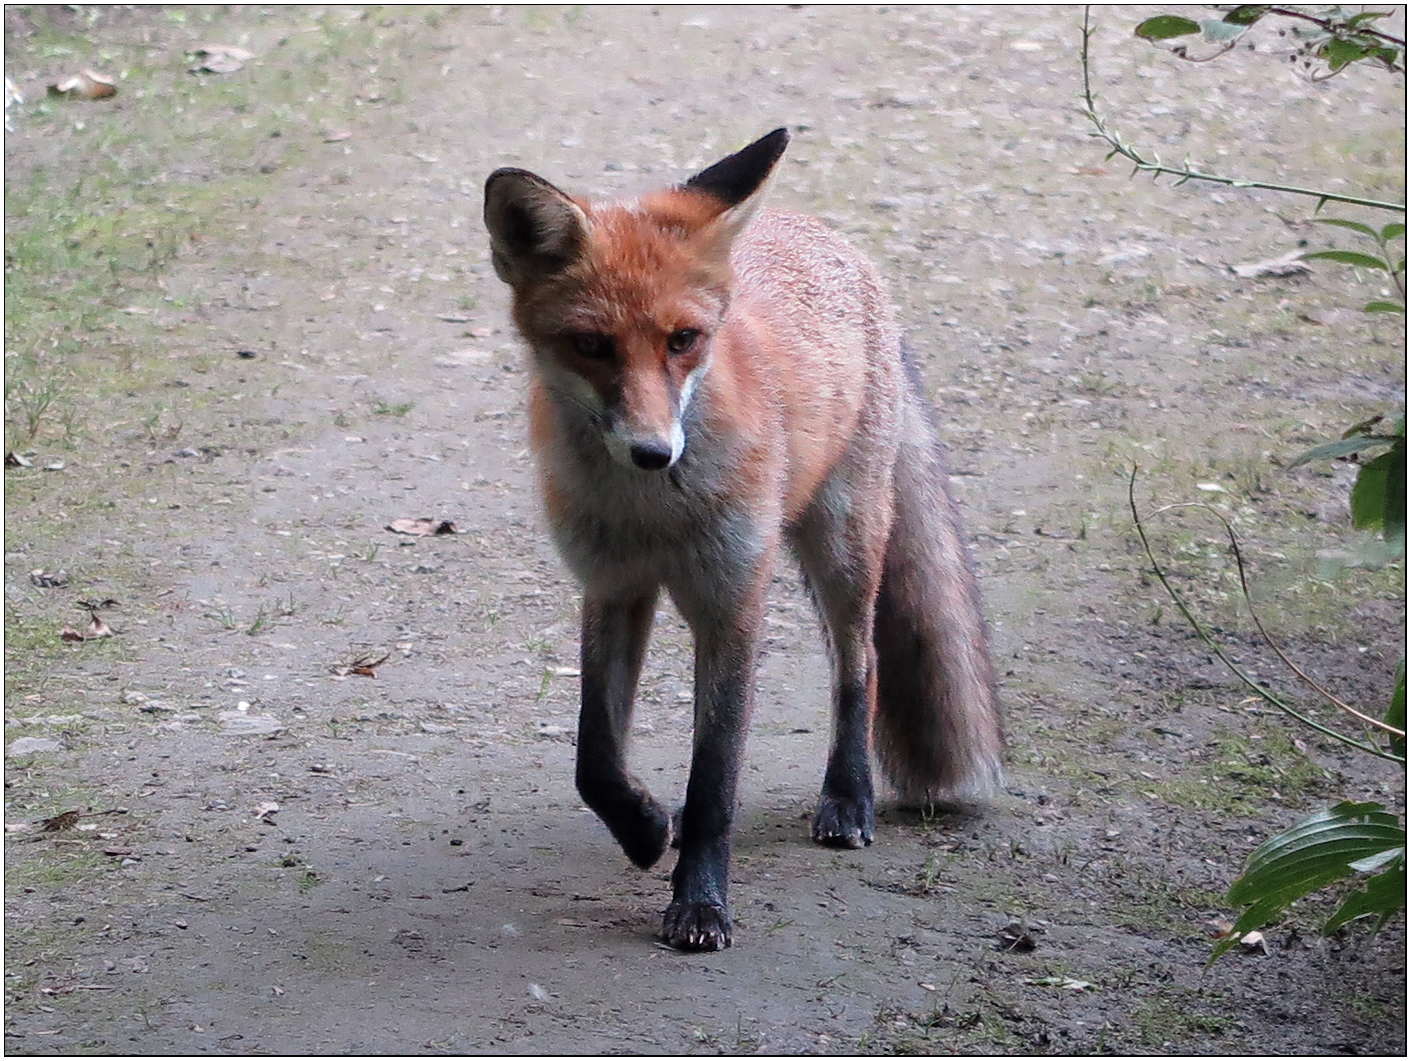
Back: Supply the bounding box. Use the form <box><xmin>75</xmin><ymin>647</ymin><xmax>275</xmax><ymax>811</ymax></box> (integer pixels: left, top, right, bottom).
<box><xmin>576</xmin><ymin>593</ymin><xmax>670</xmax><ymax>869</ymax></box>
<box><xmin>812</xmin><ymin>676</ymin><xmax>875</xmax><ymax>848</ymax></box>
<box><xmin>663</xmin><ymin>739</ymin><xmax>737</xmax><ymax>951</ymax></box>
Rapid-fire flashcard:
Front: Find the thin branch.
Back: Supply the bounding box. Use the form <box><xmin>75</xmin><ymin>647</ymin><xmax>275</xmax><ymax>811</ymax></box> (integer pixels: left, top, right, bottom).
<box><xmin>1158</xmin><ymin>498</ymin><xmax>1404</xmax><ymax>738</ymax></box>
<box><xmin>1127</xmin><ymin>466</ymin><xmax>1405</xmax><ymax>764</ymax></box>
<box><xmin>1080</xmin><ymin>7</ymin><xmax>1407</xmax><ymax>214</ymax></box>
<box><xmin>1264</xmin><ymin>6</ymin><xmax>1406</xmax><ymax>51</ymax></box>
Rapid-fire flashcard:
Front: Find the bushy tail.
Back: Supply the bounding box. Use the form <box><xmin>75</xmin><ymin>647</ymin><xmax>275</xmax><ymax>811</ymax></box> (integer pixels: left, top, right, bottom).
<box><xmin>872</xmin><ymin>375</ymin><xmax>1003</xmax><ymax>804</ymax></box>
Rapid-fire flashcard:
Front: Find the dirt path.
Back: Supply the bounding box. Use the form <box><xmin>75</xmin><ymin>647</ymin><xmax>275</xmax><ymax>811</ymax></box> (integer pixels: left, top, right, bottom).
<box><xmin>5</xmin><ymin>5</ymin><xmax>1404</xmax><ymax>1054</ymax></box>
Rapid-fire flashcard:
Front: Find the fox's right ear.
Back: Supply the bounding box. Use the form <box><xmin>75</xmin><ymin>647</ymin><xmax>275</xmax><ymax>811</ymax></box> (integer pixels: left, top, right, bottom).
<box><xmin>681</xmin><ymin>128</ymin><xmax>789</xmax><ymax>255</ymax></box>
<box><xmin>683</xmin><ymin>128</ymin><xmax>790</xmax><ymax>209</ymax></box>
<box><xmin>483</xmin><ymin>169</ymin><xmax>590</xmax><ymax>285</ymax></box>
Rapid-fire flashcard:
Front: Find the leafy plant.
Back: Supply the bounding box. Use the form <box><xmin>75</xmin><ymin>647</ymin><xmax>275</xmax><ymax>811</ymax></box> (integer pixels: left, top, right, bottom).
<box><xmin>1301</xmin><ymin>219</ymin><xmax>1407</xmax><ymax>313</ymax></box>
<box><xmin>1128</xmin><ymin>471</ymin><xmax>1406</xmax><ymax>957</ymax></box>
<box><xmin>1289</xmin><ymin>414</ymin><xmax>1407</xmax><ymax>563</ymax></box>
<box><xmin>1214</xmin><ymin>801</ymin><xmax>1406</xmax><ymax>960</ymax></box>
<box><xmin>1086</xmin><ymin>5</ymin><xmax>1406</xmax><ymax>958</ymax></box>
<box><xmin>1134</xmin><ymin>6</ymin><xmax>1405</xmax><ymax>78</ymax></box>
<box><xmin>1080</xmin><ymin>7</ymin><xmax>1406</xmax><ymax>212</ymax></box>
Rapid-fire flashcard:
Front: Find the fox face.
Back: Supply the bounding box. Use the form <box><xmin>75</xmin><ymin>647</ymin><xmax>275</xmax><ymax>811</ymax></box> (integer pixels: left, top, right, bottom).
<box><xmin>485</xmin><ymin>130</ymin><xmax>788</xmax><ymax>472</ymax></box>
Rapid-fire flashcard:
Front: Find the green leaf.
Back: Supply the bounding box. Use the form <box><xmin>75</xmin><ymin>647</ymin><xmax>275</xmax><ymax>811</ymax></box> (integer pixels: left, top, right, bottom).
<box><xmin>1222</xmin><ymin>5</ymin><xmax>1270</xmax><ymax>26</ymax></box>
<box><xmin>1315</xmin><ymin>535</ymin><xmax>1407</xmax><ymax>575</ymax></box>
<box><xmin>1200</xmin><ymin>18</ymin><xmax>1247</xmax><ymax>43</ymax></box>
<box><xmin>1222</xmin><ymin>804</ymin><xmax>1406</xmax><ymax>946</ymax></box>
<box><xmin>1387</xmin><ymin>659</ymin><xmax>1406</xmax><ymax>761</ymax></box>
<box><xmin>1381</xmin><ymin>222</ymin><xmax>1406</xmax><ymax>242</ymax></box>
<box><xmin>1301</xmin><ymin>249</ymin><xmax>1392</xmax><ymax>271</ymax></box>
<box><xmin>1351</xmin><ymin>449</ymin><xmax>1405</xmax><ymax>540</ymax></box>
<box><xmin>1324</xmin><ymin>853</ymin><xmax>1405</xmax><ymax>933</ymax></box>
<box><xmin>1364</xmin><ymin>300</ymin><xmax>1407</xmax><ymax>314</ymax></box>
<box><xmin>1134</xmin><ymin>15</ymin><xmax>1200</xmax><ymax>41</ymax></box>
<box><xmin>1348</xmin><ymin>847</ymin><xmax>1402</xmax><ymax>874</ymax></box>
<box><xmin>1311</xmin><ymin>217</ymin><xmax>1379</xmax><ymax>239</ymax></box>
<box><xmin>1321</xmin><ymin>38</ymin><xmax>1372</xmax><ymax>71</ymax></box>
<box><xmin>1287</xmin><ymin>434</ymin><xmax>1392</xmax><ymax>467</ymax></box>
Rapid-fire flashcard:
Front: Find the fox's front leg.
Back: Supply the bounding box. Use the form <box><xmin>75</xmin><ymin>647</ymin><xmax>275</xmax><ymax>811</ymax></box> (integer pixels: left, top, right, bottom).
<box><xmin>576</xmin><ymin>591</ymin><xmax>672</xmax><ymax>870</ymax></box>
<box><xmin>663</xmin><ymin>572</ymin><xmax>770</xmax><ymax>951</ymax></box>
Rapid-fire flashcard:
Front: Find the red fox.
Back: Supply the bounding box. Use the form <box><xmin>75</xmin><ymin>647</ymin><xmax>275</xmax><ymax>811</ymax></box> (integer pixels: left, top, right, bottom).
<box><xmin>484</xmin><ymin>129</ymin><xmax>1002</xmax><ymax>952</ymax></box>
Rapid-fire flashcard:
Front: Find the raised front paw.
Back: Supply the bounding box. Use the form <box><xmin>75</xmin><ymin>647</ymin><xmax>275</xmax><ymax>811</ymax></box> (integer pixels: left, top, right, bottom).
<box><xmin>661</xmin><ymin>900</ymin><xmax>732</xmax><ymax>951</ymax></box>
<box><xmin>811</xmin><ymin>794</ymin><xmax>875</xmax><ymax>849</ymax></box>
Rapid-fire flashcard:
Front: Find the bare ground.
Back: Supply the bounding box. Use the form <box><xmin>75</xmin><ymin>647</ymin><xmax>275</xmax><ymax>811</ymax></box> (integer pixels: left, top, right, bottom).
<box><xmin>4</xmin><ymin>5</ymin><xmax>1405</xmax><ymax>1055</ymax></box>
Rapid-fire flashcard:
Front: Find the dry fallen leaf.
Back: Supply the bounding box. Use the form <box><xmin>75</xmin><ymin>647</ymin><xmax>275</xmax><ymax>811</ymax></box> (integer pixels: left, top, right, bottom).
<box><xmin>60</xmin><ymin>616</ymin><xmax>113</xmax><ymax>642</ymax></box>
<box><xmin>323</xmin><ymin>130</ymin><xmax>352</xmax><ymax>143</ymax></box>
<box><xmin>190</xmin><ymin>44</ymin><xmax>255</xmax><ymax>74</ymax></box>
<box><xmin>1024</xmin><ymin>975</ymin><xmax>1095</xmax><ymax>991</ymax></box>
<box><xmin>1230</xmin><ymin>251</ymin><xmax>1312</xmax><ymax>280</ymax></box>
<box><xmin>386</xmin><ymin>518</ymin><xmax>457</xmax><ymax>537</ymax></box>
<box><xmin>253</xmin><ymin>801</ymin><xmax>280</xmax><ymax>822</ymax></box>
<box><xmin>1299</xmin><ymin>307</ymin><xmax>1359</xmax><ymax>327</ymax></box>
<box><xmin>997</xmin><ymin>920</ymin><xmax>1038</xmax><ymax>952</ymax></box>
<box><xmin>48</xmin><ymin>69</ymin><xmax>117</xmax><ymax>100</ymax></box>
<box><xmin>332</xmin><ymin>652</ymin><xmax>390</xmax><ymax>678</ymax></box>
<box><xmin>40</xmin><ymin>810</ymin><xmax>81</xmax><ymax>832</ymax></box>
<box><xmin>1239</xmin><ymin>930</ymin><xmax>1269</xmax><ymax>954</ymax></box>
<box><xmin>1207</xmin><ymin>917</ymin><xmax>1236</xmax><ymax>939</ymax></box>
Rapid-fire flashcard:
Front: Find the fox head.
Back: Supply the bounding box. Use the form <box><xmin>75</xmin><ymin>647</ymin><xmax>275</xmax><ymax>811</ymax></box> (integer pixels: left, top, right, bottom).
<box><xmin>484</xmin><ymin>129</ymin><xmax>789</xmax><ymax>471</ymax></box>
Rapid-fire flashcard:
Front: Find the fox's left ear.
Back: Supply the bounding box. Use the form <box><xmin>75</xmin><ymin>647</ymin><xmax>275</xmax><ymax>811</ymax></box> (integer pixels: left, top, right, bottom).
<box><xmin>683</xmin><ymin>128</ymin><xmax>789</xmax><ymax>244</ymax></box>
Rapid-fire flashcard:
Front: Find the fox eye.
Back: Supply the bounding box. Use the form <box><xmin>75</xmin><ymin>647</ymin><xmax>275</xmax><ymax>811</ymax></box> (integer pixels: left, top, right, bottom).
<box><xmin>666</xmin><ymin>328</ymin><xmax>700</xmax><ymax>355</ymax></box>
<box><xmin>569</xmin><ymin>333</ymin><xmax>613</xmax><ymax>360</ymax></box>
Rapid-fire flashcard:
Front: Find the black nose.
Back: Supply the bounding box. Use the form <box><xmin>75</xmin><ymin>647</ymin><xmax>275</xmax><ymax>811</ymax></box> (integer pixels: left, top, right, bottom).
<box><xmin>629</xmin><ymin>439</ymin><xmax>674</xmax><ymax>470</ymax></box>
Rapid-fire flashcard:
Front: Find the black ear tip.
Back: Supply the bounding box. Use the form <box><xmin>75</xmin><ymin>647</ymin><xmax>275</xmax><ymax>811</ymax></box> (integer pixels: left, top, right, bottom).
<box><xmin>682</xmin><ymin>128</ymin><xmax>792</xmax><ymax>206</ymax></box>
<box><xmin>484</xmin><ymin>167</ymin><xmax>534</xmax><ymax>200</ymax></box>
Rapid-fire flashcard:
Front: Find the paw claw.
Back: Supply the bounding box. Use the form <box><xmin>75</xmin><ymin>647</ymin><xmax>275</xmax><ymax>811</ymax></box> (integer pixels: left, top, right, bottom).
<box><xmin>662</xmin><ymin>901</ymin><xmax>732</xmax><ymax>951</ymax></box>
<box><xmin>812</xmin><ymin>794</ymin><xmax>875</xmax><ymax>848</ymax></box>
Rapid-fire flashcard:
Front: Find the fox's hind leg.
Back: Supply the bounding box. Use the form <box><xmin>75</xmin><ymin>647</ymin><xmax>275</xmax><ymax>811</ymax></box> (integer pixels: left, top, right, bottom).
<box><xmin>791</xmin><ymin>470</ymin><xmax>895</xmax><ymax>849</ymax></box>
<box><xmin>576</xmin><ymin>591</ymin><xmax>672</xmax><ymax>870</ymax></box>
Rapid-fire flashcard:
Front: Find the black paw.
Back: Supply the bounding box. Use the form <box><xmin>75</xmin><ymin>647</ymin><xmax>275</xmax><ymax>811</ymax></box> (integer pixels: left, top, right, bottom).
<box><xmin>617</xmin><ymin>804</ymin><xmax>671</xmax><ymax>869</ymax></box>
<box><xmin>661</xmin><ymin>900</ymin><xmax>732</xmax><ymax>951</ymax></box>
<box><xmin>811</xmin><ymin>794</ymin><xmax>875</xmax><ymax>849</ymax></box>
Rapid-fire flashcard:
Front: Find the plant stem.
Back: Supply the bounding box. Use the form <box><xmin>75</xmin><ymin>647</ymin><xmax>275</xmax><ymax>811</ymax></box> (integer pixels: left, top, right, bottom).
<box><xmin>1080</xmin><ymin>8</ymin><xmax>1406</xmax><ymax>214</ymax></box>
<box><xmin>1127</xmin><ymin>466</ymin><xmax>1405</xmax><ymax>764</ymax></box>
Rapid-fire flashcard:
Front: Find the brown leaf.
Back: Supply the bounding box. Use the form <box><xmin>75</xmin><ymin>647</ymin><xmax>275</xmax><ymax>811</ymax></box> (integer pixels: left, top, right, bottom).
<box><xmin>333</xmin><ymin>652</ymin><xmax>390</xmax><ymax>678</ymax></box>
<box><xmin>386</xmin><ymin>518</ymin><xmax>457</xmax><ymax>537</ymax></box>
<box><xmin>1207</xmin><ymin>917</ymin><xmax>1236</xmax><ymax>939</ymax></box>
<box><xmin>48</xmin><ymin>69</ymin><xmax>117</xmax><ymax>100</ymax></box>
<box><xmin>60</xmin><ymin>616</ymin><xmax>114</xmax><ymax>642</ymax></box>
